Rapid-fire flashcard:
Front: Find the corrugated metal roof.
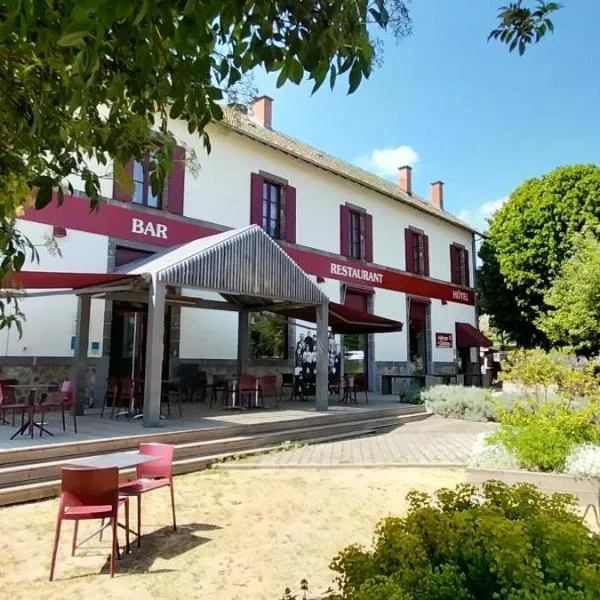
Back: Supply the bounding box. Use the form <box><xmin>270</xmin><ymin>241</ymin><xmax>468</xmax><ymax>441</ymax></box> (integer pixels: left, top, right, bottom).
<box><xmin>220</xmin><ymin>108</ymin><xmax>478</xmax><ymax>235</ymax></box>
<box><xmin>120</xmin><ymin>225</ymin><xmax>328</xmax><ymax>305</ymax></box>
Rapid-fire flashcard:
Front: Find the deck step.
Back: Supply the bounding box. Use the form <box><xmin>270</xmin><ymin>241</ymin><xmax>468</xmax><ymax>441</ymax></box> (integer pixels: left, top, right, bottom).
<box><xmin>0</xmin><ymin>408</ymin><xmax>430</xmax><ymax>506</ymax></box>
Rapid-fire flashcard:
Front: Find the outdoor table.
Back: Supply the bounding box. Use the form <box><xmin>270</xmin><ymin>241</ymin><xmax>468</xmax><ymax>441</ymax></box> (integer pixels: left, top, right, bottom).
<box><xmin>9</xmin><ymin>383</ymin><xmax>57</xmax><ymax>439</ymax></box>
<box><xmin>64</xmin><ymin>451</ymin><xmax>159</xmax><ymax>554</ymax></box>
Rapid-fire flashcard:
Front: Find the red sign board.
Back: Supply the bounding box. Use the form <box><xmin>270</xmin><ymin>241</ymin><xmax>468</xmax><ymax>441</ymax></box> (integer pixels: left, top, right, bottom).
<box><xmin>435</xmin><ymin>332</ymin><xmax>454</xmax><ymax>348</ymax></box>
<box><xmin>22</xmin><ymin>195</ymin><xmax>475</xmax><ymax>306</ymax></box>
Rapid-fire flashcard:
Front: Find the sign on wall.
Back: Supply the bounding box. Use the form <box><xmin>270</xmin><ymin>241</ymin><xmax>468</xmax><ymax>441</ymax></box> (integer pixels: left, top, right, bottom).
<box><xmin>435</xmin><ymin>332</ymin><xmax>453</xmax><ymax>348</ymax></box>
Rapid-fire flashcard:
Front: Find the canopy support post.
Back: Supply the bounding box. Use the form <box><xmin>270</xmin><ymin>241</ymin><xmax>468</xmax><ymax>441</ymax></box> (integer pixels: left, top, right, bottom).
<box><xmin>315</xmin><ymin>302</ymin><xmax>329</xmax><ymax>411</ymax></box>
<box><xmin>143</xmin><ymin>277</ymin><xmax>166</xmax><ymax>427</ymax></box>
<box><xmin>237</xmin><ymin>309</ymin><xmax>249</xmax><ymax>378</ymax></box>
<box><xmin>71</xmin><ymin>294</ymin><xmax>91</xmax><ymax>416</ymax></box>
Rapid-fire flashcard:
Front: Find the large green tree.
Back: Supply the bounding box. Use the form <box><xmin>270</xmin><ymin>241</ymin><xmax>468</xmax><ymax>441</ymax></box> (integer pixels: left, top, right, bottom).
<box><xmin>478</xmin><ymin>165</ymin><xmax>600</xmax><ymax>349</ymax></box>
<box><xmin>0</xmin><ymin>1</ymin><xmax>562</xmax><ymax>329</ymax></box>
<box><xmin>537</xmin><ymin>230</ymin><xmax>600</xmax><ymax>355</ymax></box>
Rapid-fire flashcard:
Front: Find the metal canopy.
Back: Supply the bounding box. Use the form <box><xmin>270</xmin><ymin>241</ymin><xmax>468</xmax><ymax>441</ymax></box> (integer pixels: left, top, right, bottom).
<box><xmin>121</xmin><ymin>225</ymin><xmax>328</xmax><ymax>307</ymax></box>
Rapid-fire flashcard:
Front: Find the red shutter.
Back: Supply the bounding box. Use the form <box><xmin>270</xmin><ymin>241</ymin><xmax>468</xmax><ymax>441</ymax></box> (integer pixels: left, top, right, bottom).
<box><xmin>423</xmin><ymin>234</ymin><xmax>430</xmax><ymax>276</ymax></box>
<box><xmin>113</xmin><ymin>159</ymin><xmax>133</xmax><ymax>202</ymax></box>
<box><xmin>450</xmin><ymin>245</ymin><xmax>458</xmax><ymax>284</ymax></box>
<box><xmin>167</xmin><ymin>145</ymin><xmax>186</xmax><ymax>215</ymax></box>
<box><xmin>250</xmin><ymin>173</ymin><xmax>264</xmax><ymax>226</ymax></box>
<box><xmin>340</xmin><ymin>205</ymin><xmax>350</xmax><ymax>257</ymax></box>
<box><xmin>285</xmin><ymin>185</ymin><xmax>296</xmax><ymax>243</ymax></box>
<box><xmin>464</xmin><ymin>249</ymin><xmax>470</xmax><ymax>287</ymax></box>
<box><xmin>364</xmin><ymin>213</ymin><xmax>373</xmax><ymax>262</ymax></box>
<box><xmin>405</xmin><ymin>228</ymin><xmax>414</xmax><ymax>272</ymax></box>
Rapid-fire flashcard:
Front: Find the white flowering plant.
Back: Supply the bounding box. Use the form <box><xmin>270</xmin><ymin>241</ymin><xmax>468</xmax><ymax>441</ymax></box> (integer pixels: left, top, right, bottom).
<box><xmin>468</xmin><ymin>432</ymin><xmax>520</xmax><ymax>470</ymax></box>
<box><xmin>564</xmin><ymin>443</ymin><xmax>600</xmax><ymax>479</ymax></box>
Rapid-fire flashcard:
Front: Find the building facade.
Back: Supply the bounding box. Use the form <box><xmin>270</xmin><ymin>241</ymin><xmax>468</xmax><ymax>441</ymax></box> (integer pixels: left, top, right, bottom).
<box><xmin>0</xmin><ymin>97</ymin><xmax>481</xmax><ymax>402</ymax></box>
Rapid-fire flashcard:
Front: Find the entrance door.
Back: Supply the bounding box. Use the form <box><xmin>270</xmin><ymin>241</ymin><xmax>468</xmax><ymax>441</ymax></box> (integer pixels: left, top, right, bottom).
<box><xmin>408</xmin><ymin>301</ymin><xmax>428</xmax><ymax>374</ymax></box>
<box><xmin>343</xmin><ymin>290</ymin><xmax>370</xmax><ymax>386</ymax></box>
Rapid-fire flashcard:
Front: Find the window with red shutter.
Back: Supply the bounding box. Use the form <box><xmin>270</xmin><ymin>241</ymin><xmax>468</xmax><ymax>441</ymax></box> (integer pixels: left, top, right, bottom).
<box><xmin>423</xmin><ymin>235</ymin><xmax>430</xmax><ymax>276</ymax></box>
<box><xmin>285</xmin><ymin>185</ymin><xmax>296</xmax><ymax>243</ymax></box>
<box><xmin>450</xmin><ymin>244</ymin><xmax>470</xmax><ymax>286</ymax></box>
<box><xmin>464</xmin><ymin>249</ymin><xmax>470</xmax><ymax>287</ymax></box>
<box><xmin>364</xmin><ymin>213</ymin><xmax>373</xmax><ymax>262</ymax></box>
<box><xmin>340</xmin><ymin>205</ymin><xmax>351</xmax><ymax>257</ymax></box>
<box><xmin>250</xmin><ymin>172</ymin><xmax>295</xmax><ymax>242</ymax></box>
<box><xmin>250</xmin><ymin>173</ymin><xmax>264</xmax><ymax>226</ymax></box>
<box><xmin>404</xmin><ymin>228</ymin><xmax>414</xmax><ymax>272</ymax></box>
<box><xmin>450</xmin><ymin>245</ymin><xmax>459</xmax><ymax>283</ymax></box>
<box><xmin>406</xmin><ymin>228</ymin><xmax>428</xmax><ymax>275</ymax></box>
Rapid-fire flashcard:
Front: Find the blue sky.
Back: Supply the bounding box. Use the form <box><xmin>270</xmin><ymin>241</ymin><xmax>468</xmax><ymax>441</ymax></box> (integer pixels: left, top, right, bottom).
<box><xmin>252</xmin><ymin>0</ymin><xmax>600</xmax><ymax>232</ymax></box>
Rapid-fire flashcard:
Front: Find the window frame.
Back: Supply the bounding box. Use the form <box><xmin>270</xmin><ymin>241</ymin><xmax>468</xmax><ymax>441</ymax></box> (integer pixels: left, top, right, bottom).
<box><xmin>452</xmin><ymin>244</ymin><xmax>469</xmax><ymax>286</ymax></box>
<box><xmin>349</xmin><ymin>210</ymin><xmax>364</xmax><ymax>260</ymax></box>
<box><xmin>132</xmin><ymin>156</ymin><xmax>163</xmax><ymax>210</ymax></box>
<box><xmin>411</xmin><ymin>229</ymin><xmax>426</xmax><ymax>275</ymax></box>
<box><xmin>261</xmin><ymin>179</ymin><xmax>284</xmax><ymax>240</ymax></box>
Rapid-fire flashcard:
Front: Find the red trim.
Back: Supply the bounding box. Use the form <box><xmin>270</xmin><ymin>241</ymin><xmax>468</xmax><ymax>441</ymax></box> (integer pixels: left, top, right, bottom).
<box><xmin>3</xmin><ymin>271</ymin><xmax>135</xmax><ymax>290</ymax></box>
<box><xmin>455</xmin><ymin>322</ymin><xmax>491</xmax><ymax>348</ymax></box>
<box><xmin>423</xmin><ymin>234</ymin><xmax>430</xmax><ymax>277</ymax></box>
<box><xmin>250</xmin><ymin>173</ymin><xmax>263</xmax><ymax>227</ymax></box>
<box><xmin>167</xmin><ymin>145</ymin><xmax>186</xmax><ymax>215</ymax></box>
<box><xmin>404</xmin><ymin>228</ymin><xmax>414</xmax><ymax>272</ymax></box>
<box><xmin>21</xmin><ymin>194</ymin><xmax>475</xmax><ymax>305</ymax></box>
<box><xmin>364</xmin><ymin>213</ymin><xmax>373</xmax><ymax>263</ymax></box>
<box><xmin>340</xmin><ymin>205</ymin><xmax>350</xmax><ymax>257</ymax></box>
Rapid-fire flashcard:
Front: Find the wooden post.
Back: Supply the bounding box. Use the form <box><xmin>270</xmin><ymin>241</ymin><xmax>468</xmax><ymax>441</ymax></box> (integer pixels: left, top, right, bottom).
<box><xmin>143</xmin><ymin>277</ymin><xmax>166</xmax><ymax>427</ymax></box>
<box><xmin>315</xmin><ymin>302</ymin><xmax>329</xmax><ymax>411</ymax></box>
<box><xmin>71</xmin><ymin>294</ymin><xmax>91</xmax><ymax>416</ymax></box>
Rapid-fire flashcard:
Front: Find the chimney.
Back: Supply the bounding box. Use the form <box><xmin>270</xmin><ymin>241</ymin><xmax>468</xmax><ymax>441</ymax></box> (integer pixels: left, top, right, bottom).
<box><xmin>398</xmin><ymin>165</ymin><xmax>412</xmax><ymax>195</ymax></box>
<box><xmin>249</xmin><ymin>95</ymin><xmax>273</xmax><ymax>129</ymax></box>
<box><xmin>431</xmin><ymin>181</ymin><xmax>444</xmax><ymax>210</ymax></box>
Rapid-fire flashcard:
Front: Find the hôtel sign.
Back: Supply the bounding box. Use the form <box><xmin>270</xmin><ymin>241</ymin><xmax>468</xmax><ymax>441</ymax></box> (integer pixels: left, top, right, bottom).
<box><xmin>23</xmin><ymin>194</ymin><xmax>476</xmax><ymax>306</ymax></box>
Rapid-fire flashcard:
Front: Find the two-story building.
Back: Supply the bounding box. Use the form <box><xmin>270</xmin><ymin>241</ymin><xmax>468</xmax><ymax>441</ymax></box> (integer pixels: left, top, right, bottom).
<box><xmin>0</xmin><ymin>96</ymin><xmax>488</xmax><ymax>403</ymax></box>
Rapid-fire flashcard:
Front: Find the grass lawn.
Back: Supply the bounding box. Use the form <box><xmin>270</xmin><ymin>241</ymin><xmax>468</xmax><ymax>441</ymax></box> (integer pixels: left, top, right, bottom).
<box><xmin>0</xmin><ymin>466</ymin><xmax>464</xmax><ymax>600</ymax></box>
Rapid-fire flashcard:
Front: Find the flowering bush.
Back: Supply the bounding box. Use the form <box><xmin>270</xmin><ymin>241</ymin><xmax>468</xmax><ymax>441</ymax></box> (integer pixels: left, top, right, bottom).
<box><xmin>565</xmin><ymin>443</ymin><xmax>600</xmax><ymax>479</ymax></box>
<box><xmin>468</xmin><ymin>433</ymin><xmax>520</xmax><ymax>470</ymax></box>
<box><xmin>422</xmin><ymin>385</ymin><xmax>495</xmax><ymax>421</ymax></box>
<box><xmin>325</xmin><ymin>481</ymin><xmax>600</xmax><ymax>599</ymax></box>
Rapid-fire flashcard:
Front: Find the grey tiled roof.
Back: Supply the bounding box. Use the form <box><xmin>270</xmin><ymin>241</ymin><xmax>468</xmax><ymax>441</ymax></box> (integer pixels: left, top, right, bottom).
<box><xmin>220</xmin><ymin>107</ymin><xmax>477</xmax><ymax>235</ymax></box>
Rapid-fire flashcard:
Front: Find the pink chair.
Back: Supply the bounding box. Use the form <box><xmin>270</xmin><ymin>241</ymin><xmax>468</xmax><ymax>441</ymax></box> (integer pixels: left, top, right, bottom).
<box><xmin>258</xmin><ymin>375</ymin><xmax>279</xmax><ymax>408</ymax></box>
<box><xmin>50</xmin><ymin>467</ymin><xmax>130</xmax><ymax>580</ymax></box>
<box><xmin>118</xmin><ymin>443</ymin><xmax>176</xmax><ymax>547</ymax></box>
<box><xmin>42</xmin><ymin>380</ymin><xmax>77</xmax><ymax>434</ymax></box>
<box><xmin>237</xmin><ymin>374</ymin><xmax>258</xmax><ymax>408</ymax></box>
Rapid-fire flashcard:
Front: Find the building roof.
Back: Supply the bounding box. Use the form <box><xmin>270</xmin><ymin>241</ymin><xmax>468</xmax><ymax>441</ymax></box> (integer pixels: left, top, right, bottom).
<box><xmin>220</xmin><ymin>107</ymin><xmax>477</xmax><ymax>235</ymax></box>
<box><xmin>121</xmin><ymin>224</ymin><xmax>329</xmax><ymax>306</ymax></box>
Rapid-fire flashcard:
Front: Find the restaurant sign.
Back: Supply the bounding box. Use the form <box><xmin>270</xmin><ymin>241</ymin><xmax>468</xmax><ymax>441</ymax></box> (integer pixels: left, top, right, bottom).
<box><xmin>329</xmin><ymin>262</ymin><xmax>383</xmax><ymax>285</ymax></box>
<box><xmin>435</xmin><ymin>332</ymin><xmax>453</xmax><ymax>348</ymax></box>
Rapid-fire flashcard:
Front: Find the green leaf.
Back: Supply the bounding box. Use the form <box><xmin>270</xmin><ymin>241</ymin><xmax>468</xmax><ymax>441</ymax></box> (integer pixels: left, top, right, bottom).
<box><xmin>57</xmin><ymin>31</ymin><xmax>88</xmax><ymax>47</ymax></box>
<box><xmin>57</xmin><ymin>187</ymin><xmax>65</xmax><ymax>206</ymax></box>
<box><xmin>348</xmin><ymin>61</ymin><xmax>362</xmax><ymax>94</ymax></box>
<box><xmin>115</xmin><ymin>162</ymin><xmax>133</xmax><ymax>195</ymax></box>
<box><xmin>35</xmin><ymin>185</ymin><xmax>53</xmax><ymax>210</ymax></box>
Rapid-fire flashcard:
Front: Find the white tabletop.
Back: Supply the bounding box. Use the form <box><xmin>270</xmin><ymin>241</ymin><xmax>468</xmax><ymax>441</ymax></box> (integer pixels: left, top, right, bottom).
<box><xmin>7</xmin><ymin>383</ymin><xmax>57</xmax><ymax>390</ymax></box>
<box><xmin>64</xmin><ymin>451</ymin><xmax>159</xmax><ymax>470</ymax></box>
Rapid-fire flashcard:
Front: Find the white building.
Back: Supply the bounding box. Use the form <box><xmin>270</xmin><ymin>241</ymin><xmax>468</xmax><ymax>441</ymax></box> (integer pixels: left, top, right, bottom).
<box><xmin>0</xmin><ymin>97</ymin><xmax>487</xmax><ymax>402</ymax></box>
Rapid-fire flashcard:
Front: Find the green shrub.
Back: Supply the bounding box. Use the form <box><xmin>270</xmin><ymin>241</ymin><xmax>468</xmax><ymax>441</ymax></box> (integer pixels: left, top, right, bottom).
<box><xmin>325</xmin><ymin>481</ymin><xmax>600</xmax><ymax>600</ymax></box>
<box><xmin>489</xmin><ymin>401</ymin><xmax>600</xmax><ymax>472</ymax></box>
<box><xmin>399</xmin><ymin>384</ymin><xmax>423</xmax><ymax>405</ymax></box>
<box><xmin>422</xmin><ymin>385</ymin><xmax>495</xmax><ymax>421</ymax></box>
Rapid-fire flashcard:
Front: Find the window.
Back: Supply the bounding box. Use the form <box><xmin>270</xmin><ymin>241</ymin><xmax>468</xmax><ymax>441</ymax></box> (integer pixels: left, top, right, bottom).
<box><xmin>450</xmin><ymin>244</ymin><xmax>470</xmax><ymax>286</ymax></box>
<box><xmin>349</xmin><ymin>211</ymin><xmax>363</xmax><ymax>259</ymax></box>
<box><xmin>250</xmin><ymin>173</ymin><xmax>296</xmax><ymax>243</ymax></box>
<box><xmin>340</xmin><ymin>205</ymin><xmax>373</xmax><ymax>261</ymax></box>
<box><xmin>262</xmin><ymin>181</ymin><xmax>283</xmax><ymax>239</ymax></box>
<box><xmin>249</xmin><ymin>312</ymin><xmax>288</xmax><ymax>359</ymax></box>
<box><xmin>405</xmin><ymin>228</ymin><xmax>429</xmax><ymax>275</ymax></box>
<box><xmin>132</xmin><ymin>157</ymin><xmax>161</xmax><ymax>209</ymax></box>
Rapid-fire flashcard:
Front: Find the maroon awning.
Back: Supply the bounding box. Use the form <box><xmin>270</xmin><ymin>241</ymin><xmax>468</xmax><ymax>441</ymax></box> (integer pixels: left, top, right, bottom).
<box><xmin>3</xmin><ymin>271</ymin><xmax>136</xmax><ymax>290</ymax></box>
<box><xmin>279</xmin><ymin>302</ymin><xmax>403</xmax><ymax>335</ymax></box>
<box><xmin>455</xmin><ymin>322</ymin><xmax>491</xmax><ymax>348</ymax></box>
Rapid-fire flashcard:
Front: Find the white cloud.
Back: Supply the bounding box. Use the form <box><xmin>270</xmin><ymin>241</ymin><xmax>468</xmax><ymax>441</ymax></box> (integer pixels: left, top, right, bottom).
<box><xmin>354</xmin><ymin>146</ymin><xmax>419</xmax><ymax>178</ymax></box>
<box><xmin>457</xmin><ymin>196</ymin><xmax>508</xmax><ymax>232</ymax></box>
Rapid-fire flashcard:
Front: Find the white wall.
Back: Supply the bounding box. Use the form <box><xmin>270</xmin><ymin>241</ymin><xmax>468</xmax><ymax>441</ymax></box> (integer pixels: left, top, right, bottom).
<box><xmin>430</xmin><ymin>300</ymin><xmax>476</xmax><ymax>363</ymax></box>
<box><xmin>373</xmin><ymin>290</ymin><xmax>408</xmax><ymax>363</ymax></box>
<box><xmin>0</xmin><ymin>221</ymin><xmax>108</xmax><ymax>357</ymax></box>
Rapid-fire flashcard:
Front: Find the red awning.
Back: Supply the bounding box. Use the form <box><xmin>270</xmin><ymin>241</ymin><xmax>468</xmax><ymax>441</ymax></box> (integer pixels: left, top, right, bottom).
<box><xmin>2</xmin><ymin>271</ymin><xmax>136</xmax><ymax>290</ymax></box>
<box><xmin>279</xmin><ymin>302</ymin><xmax>403</xmax><ymax>335</ymax></box>
<box><xmin>455</xmin><ymin>322</ymin><xmax>492</xmax><ymax>348</ymax></box>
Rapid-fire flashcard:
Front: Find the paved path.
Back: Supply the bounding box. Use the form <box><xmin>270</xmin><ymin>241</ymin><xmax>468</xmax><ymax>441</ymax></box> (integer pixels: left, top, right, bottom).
<box><xmin>227</xmin><ymin>415</ymin><xmax>496</xmax><ymax>468</ymax></box>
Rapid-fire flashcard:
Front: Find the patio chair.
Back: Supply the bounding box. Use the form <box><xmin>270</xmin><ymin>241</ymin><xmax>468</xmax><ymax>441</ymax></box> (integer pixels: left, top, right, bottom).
<box><xmin>258</xmin><ymin>375</ymin><xmax>279</xmax><ymax>408</ymax></box>
<box><xmin>50</xmin><ymin>467</ymin><xmax>130</xmax><ymax>580</ymax></box>
<box><xmin>117</xmin><ymin>443</ymin><xmax>176</xmax><ymax>548</ymax></box>
<box><xmin>340</xmin><ymin>374</ymin><xmax>358</xmax><ymax>405</ymax></box>
<box><xmin>237</xmin><ymin>374</ymin><xmax>258</xmax><ymax>408</ymax></box>
<box><xmin>280</xmin><ymin>373</ymin><xmax>294</xmax><ymax>401</ymax></box>
<box><xmin>209</xmin><ymin>374</ymin><xmax>229</xmax><ymax>408</ymax></box>
<box><xmin>40</xmin><ymin>381</ymin><xmax>77</xmax><ymax>435</ymax></box>
<box><xmin>0</xmin><ymin>378</ymin><xmax>24</xmax><ymax>426</ymax></box>
<box><xmin>112</xmin><ymin>378</ymin><xmax>134</xmax><ymax>419</ymax></box>
<box><xmin>101</xmin><ymin>377</ymin><xmax>119</xmax><ymax>418</ymax></box>
<box><xmin>161</xmin><ymin>380</ymin><xmax>183</xmax><ymax>418</ymax></box>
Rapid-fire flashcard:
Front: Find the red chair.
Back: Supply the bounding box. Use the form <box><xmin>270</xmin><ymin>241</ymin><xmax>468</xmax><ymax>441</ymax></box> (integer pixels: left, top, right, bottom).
<box><xmin>49</xmin><ymin>467</ymin><xmax>130</xmax><ymax>580</ymax></box>
<box><xmin>258</xmin><ymin>375</ymin><xmax>279</xmax><ymax>408</ymax></box>
<box><xmin>101</xmin><ymin>377</ymin><xmax>119</xmax><ymax>418</ymax></box>
<box><xmin>0</xmin><ymin>379</ymin><xmax>26</xmax><ymax>426</ymax></box>
<box><xmin>237</xmin><ymin>374</ymin><xmax>258</xmax><ymax>408</ymax></box>
<box><xmin>41</xmin><ymin>380</ymin><xmax>77</xmax><ymax>434</ymax></box>
<box><xmin>112</xmin><ymin>378</ymin><xmax>134</xmax><ymax>419</ymax></box>
<box><xmin>118</xmin><ymin>443</ymin><xmax>176</xmax><ymax>548</ymax></box>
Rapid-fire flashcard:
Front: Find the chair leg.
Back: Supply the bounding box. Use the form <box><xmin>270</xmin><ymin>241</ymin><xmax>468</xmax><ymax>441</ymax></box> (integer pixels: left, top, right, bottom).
<box><xmin>137</xmin><ymin>495</ymin><xmax>142</xmax><ymax>548</ymax></box>
<box><xmin>170</xmin><ymin>482</ymin><xmax>177</xmax><ymax>531</ymax></box>
<box><xmin>71</xmin><ymin>520</ymin><xmax>79</xmax><ymax>556</ymax></box>
<box><xmin>62</xmin><ymin>408</ymin><xmax>66</xmax><ymax>431</ymax></box>
<box><xmin>124</xmin><ymin>500</ymin><xmax>130</xmax><ymax>553</ymax></box>
<box><xmin>110</xmin><ymin>518</ymin><xmax>118</xmax><ymax>577</ymax></box>
<box><xmin>99</xmin><ymin>518</ymin><xmax>105</xmax><ymax>541</ymax></box>
<box><xmin>49</xmin><ymin>518</ymin><xmax>62</xmax><ymax>581</ymax></box>
<box><xmin>73</xmin><ymin>411</ymin><xmax>77</xmax><ymax>434</ymax></box>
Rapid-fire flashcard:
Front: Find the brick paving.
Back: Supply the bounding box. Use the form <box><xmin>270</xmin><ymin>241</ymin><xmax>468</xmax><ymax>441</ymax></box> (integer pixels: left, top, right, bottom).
<box><xmin>229</xmin><ymin>415</ymin><xmax>496</xmax><ymax>467</ymax></box>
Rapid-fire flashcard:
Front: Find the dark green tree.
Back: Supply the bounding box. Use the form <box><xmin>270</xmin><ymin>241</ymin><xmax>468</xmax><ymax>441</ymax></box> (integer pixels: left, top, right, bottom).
<box><xmin>478</xmin><ymin>164</ymin><xmax>600</xmax><ymax>348</ymax></box>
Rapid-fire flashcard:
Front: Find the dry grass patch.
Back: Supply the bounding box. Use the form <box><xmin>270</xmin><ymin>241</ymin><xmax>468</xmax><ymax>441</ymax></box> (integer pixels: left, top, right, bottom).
<box><xmin>0</xmin><ymin>467</ymin><xmax>464</xmax><ymax>600</ymax></box>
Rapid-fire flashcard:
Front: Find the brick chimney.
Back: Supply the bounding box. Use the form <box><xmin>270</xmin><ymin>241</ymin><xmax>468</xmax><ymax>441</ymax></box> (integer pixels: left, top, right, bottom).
<box><xmin>398</xmin><ymin>165</ymin><xmax>412</xmax><ymax>195</ymax></box>
<box><xmin>249</xmin><ymin>95</ymin><xmax>273</xmax><ymax>129</ymax></box>
<box><xmin>431</xmin><ymin>181</ymin><xmax>444</xmax><ymax>210</ymax></box>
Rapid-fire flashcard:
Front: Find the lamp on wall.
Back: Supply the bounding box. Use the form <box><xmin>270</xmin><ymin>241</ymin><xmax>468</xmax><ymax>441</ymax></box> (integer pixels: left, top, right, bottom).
<box><xmin>316</xmin><ymin>276</ymin><xmax>325</xmax><ymax>283</ymax></box>
<box><xmin>52</xmin><ymin>226</ymin><xmax>67</xmax><ymax>238</ymax></box>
